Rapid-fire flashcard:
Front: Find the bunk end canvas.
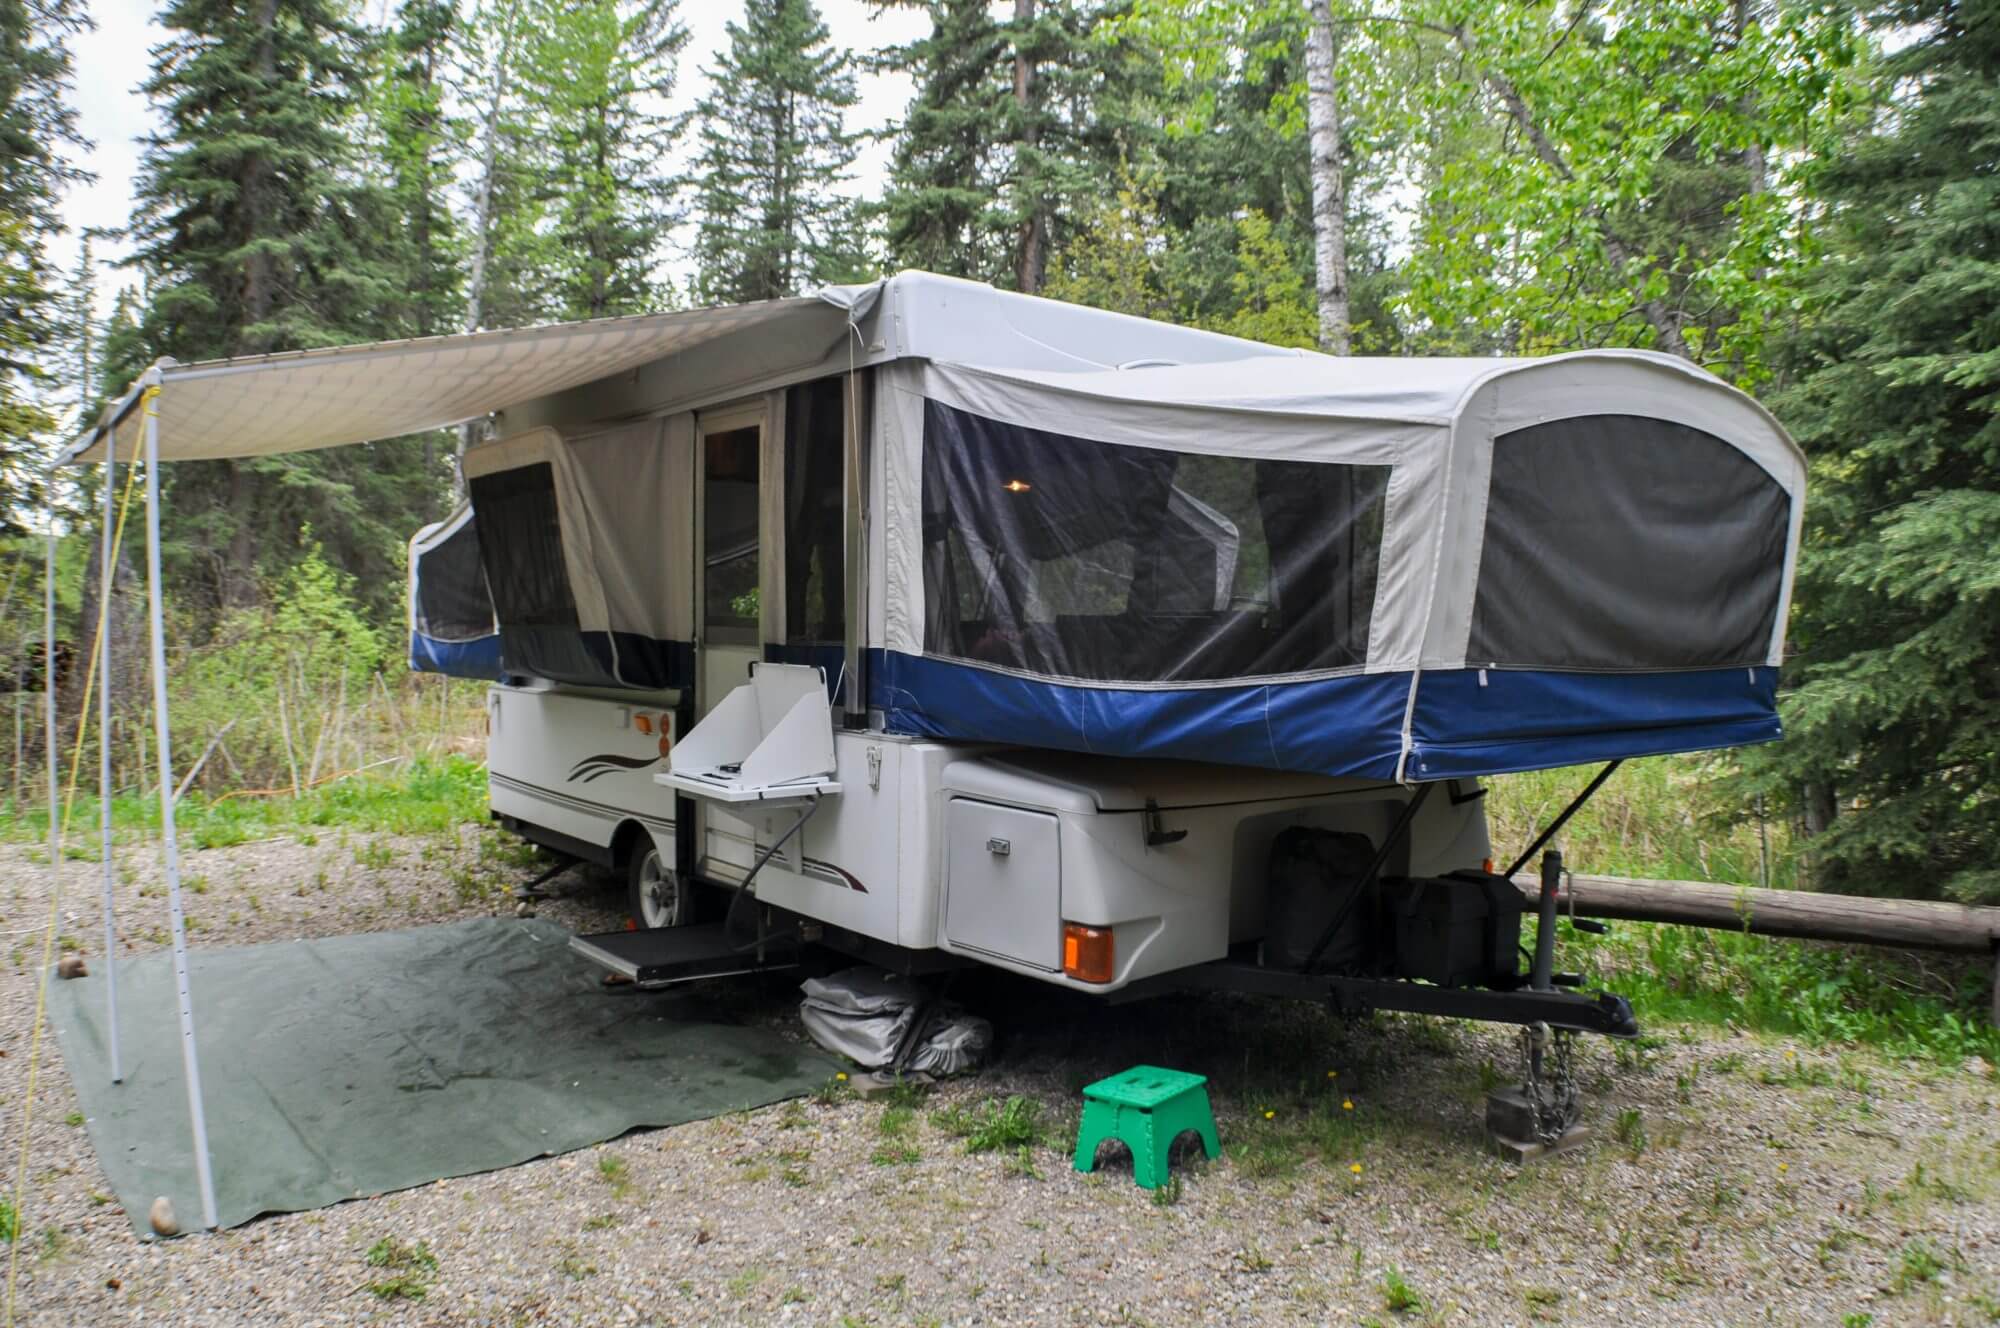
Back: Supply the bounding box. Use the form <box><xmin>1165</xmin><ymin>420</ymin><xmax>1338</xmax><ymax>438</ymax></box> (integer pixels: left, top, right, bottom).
<box><xmin>408</xmin><ymin>506</ymin><xmax>502</xmax><ymax>680</ymax></box>
<box><xmin>865</xmin><ymin>351</ymin><xmax>1804</xmax><ymax>782</ymax></box>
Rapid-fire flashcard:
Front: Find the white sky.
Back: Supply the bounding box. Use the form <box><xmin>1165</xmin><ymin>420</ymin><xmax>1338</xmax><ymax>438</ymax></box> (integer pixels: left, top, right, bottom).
<box><xmin>53</xmin><ymin>0</ymin><xmax>933</xmax><ymax>314</ymax></box>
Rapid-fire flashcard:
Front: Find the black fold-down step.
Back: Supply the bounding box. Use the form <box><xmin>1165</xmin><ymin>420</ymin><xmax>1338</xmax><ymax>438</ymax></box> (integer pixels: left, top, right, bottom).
<box><xmin>569</xmin><ymin>922</ymin><xmax>800</xmax><ymax>988</ymax></box>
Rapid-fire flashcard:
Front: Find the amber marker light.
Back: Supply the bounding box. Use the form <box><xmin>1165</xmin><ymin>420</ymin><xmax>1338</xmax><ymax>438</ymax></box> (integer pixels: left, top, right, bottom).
<box><xmin>634</xmin><ymin>713</ymin><xmax>653</xmax><ymax>735</ymax></box>
<box><xmin>1002</xmin><ymin>478</ymin><xmax>1032</xmax><ymax>493</ymax></box>
<box><xmin>1062</xmin><ymin>923</ymin><xmax>1115</xmax><ymax>984</ymax></box>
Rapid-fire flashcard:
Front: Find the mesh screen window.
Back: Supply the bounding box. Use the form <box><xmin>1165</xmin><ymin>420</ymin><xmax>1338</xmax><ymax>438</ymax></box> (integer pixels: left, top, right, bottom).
<box><xmin>413</xmin><ymin>516</ymin><xmax>495</xmax><ymax>643</ymax></box>
<box><xmin>467</xmin><ymin>463</ymin><xmax>579</xmax><ymax>631</ymax></box>
<box><xmin>920</xmin><ymin>399</ymin><xmax>1389</xmax><ymax>683</ymax></box>
<box><xmin>1468</xmin><ymin>415</ymin><xmax>1789</xmax><ymax>670</ymax></box>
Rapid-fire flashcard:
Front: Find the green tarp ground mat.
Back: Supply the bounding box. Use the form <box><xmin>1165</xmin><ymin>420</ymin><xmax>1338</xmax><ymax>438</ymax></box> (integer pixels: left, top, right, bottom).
<box><xmin>49</xmin><ymin>917</ymin><xmax>835</xmax><ymax>1235</ymax></box>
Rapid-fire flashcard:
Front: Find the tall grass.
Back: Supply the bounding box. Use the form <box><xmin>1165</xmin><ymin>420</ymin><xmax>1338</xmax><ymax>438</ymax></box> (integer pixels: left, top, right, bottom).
<box><xmin>1486</xmin><ymin>755</ymin><xmax>1793</xmax><ymax>888</ymax></box>
<box><xmin>2</xmin><ymin>754</ymin><xmax>489</xmax><ymax>849</ymax></box>
<box><xmin>1491</xmin><ymin>757</ymin><xmax>1997</xmax><ymax>1061</ymax></box>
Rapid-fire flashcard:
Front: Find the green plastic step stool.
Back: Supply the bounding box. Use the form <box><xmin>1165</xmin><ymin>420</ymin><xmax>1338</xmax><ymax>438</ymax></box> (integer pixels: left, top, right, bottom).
<box><xmin>1073</xmin><ymin>1065</ymin><xmax>1221</xmax><ymax>1189</ymax></box>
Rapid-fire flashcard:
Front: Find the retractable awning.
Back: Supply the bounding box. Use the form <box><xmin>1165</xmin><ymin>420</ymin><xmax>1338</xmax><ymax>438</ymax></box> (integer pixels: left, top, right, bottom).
<box><xmin>57</xmin><ymin>295</ymin><xmax>828</xmax><ymax>466</ymax></box>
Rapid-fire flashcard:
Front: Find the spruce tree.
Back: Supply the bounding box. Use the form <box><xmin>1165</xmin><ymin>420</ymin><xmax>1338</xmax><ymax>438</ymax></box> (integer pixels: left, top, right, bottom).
<box><xmin>125</xmin><ymin>0</ymin><xmax>443</xmax><ymax>621</ymax></box>
<box><xmin>375</xmin><ymin>0</ymin><xmax>463</xmax><ymax>337</ymax></box>
<box><xmin>871</xmin><ymin>0</ymin><xmax>1013</xmax><ymax>283</ymax></box>
<box><xmin>691</xmin><ymin>0</ymin><xmax>865</xmax><ymax>305</ymax></box>
<box><xmin>1743</xmin><ymin>0</ymin><xmax>2000</xmax><ymax>903</ymax></box>
<box><xmin>515</xmin><ymin>0</ymin><xmax>687</xmax><ymax>320</ymax></box>
<box><xmin>0</xmin><ymin>0</ymin><xmax>88</xmax><ymax>529</ymax></box>
<box><xmin>460</xmin><ymin>0</ymin><xmax>548</xmax><ymax>333</ymax></box>
<box><xmin>874</xmin><ymin>2</ymin><xmax>1164</xmax><ymax>294</ymax></box>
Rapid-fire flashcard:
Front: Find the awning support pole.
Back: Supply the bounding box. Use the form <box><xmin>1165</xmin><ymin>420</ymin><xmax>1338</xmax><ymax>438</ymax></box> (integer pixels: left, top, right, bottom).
<box><xmin>140</xmin><ymin>391</ymin><xmax>218</xmax><ymax>1229</ymax></box>
<box><xmin>1502</xmin><ymin>760</ymin><xmax>1622</xmax><ymax>883</ymax></box>
<box><xmin>42</xmin><ymin>526</ymin><xmax>56</xmax><ymax>939</ymax></box>
<box><xmin>99</xmin><ymin>444</ymin><xmax>122</xmax><ymax>1083</ymax></box>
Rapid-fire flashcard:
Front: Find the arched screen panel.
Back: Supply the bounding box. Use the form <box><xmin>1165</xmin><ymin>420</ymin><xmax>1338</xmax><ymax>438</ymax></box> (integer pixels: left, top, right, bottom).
<box><xmin>1468</xmin><ymin>415</ymin><xmax>1789</xmax><ymax>671</ymax></box>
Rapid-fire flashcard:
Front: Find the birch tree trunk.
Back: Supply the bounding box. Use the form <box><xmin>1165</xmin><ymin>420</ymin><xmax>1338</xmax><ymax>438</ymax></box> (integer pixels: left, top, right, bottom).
<box><xmin>1012</xmin><ymin>0</ymin><xmax>1046</xmax><ymax>295</ymax></box>
<box><xmin>1305</xmin><ymin>0</ymin><xmax>1349</xmax><ymax>355</ymax></box>
<box><xmin>458</xmin><ymin>3</ymin><xmax>519</xmax><ymax>485</ymax></box>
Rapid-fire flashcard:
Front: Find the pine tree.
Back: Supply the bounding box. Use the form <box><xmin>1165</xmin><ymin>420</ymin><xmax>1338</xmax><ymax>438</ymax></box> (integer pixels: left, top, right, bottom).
<box><xmin>132</xmin><ymin>0</ymin><xmax>383</xmax><ymax>356</ymax></box>
<box><xmin>460</xmin><ymin>0</ymin><xmax>545</xmax><ymax>333</ymax></box>
<box><xmin>64</xmin><ymin>232</ymin><xmax>95</xmax><ymax>425</ymax></box>
<box><xmin>1742</xmin><ymin>0</ymin><xmax>2000</xmax><ymax>903</ymax></box>
<box><xmin>515</xmin><ymin>0</ymin><xmax>687</xmax><ymax>320</ymax></box>
<box><xmin>876</xmin><ymin>2</ymin><xmax>1168</xmax><ymax>295</ymax></box>
<box><xmin>125</xmin><ymin>0</ymin><xmax>443</xmax><ymax>621</ymax></box>
<box><xmin>374</xmin><ymin>0</ymin><xmax>463</xmax><ymax>337</ymax></box>
<box><xmin>870</xmin><ymin>0</ymin><xmax>1011</xmax><ymax>282</ymax></box>
<box><xmin>0</xmin><ymin>0</ymin><xmax>89</xmax><ymax>530</ymax></box>
<box><xmin>691</xmin><ymin>0</ymin><xmax>865</xmax><ymax>305</ymax></box>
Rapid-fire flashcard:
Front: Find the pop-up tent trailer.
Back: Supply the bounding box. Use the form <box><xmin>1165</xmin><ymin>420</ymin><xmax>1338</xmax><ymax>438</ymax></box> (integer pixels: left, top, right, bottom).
<box><xmin>60</xmin><ymin>271</ymin><xmax>1804</xmax><ymax>1202</ymax></box>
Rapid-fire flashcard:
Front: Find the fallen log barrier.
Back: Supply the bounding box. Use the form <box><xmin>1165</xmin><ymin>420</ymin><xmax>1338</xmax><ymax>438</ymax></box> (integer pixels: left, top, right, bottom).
<box><xmin>1506</xmin><ymin>871</ymin><xmax>2000</xmax><ymax>1023</ymax></box>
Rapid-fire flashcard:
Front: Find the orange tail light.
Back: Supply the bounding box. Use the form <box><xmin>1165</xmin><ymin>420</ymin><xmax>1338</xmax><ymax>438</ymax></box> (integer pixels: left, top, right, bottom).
<box><xmin>1062</xmin><ymin>923</ymin><xmax>1115</xmax><ymax>984</ymax></box>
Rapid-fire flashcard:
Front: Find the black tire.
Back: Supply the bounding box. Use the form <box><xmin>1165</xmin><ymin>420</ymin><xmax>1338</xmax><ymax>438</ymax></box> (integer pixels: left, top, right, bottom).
<box><xmin>627</xmin><ymin>841</ymin><xmax>692</xmax><ymax>930</ymax></box>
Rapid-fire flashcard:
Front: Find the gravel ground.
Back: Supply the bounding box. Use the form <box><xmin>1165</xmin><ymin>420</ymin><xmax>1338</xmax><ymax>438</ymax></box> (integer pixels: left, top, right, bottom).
<box><xmin>0</xmin><ymin>818</ymin><xmax>1995</xmax><ymax>1327</ymax></box>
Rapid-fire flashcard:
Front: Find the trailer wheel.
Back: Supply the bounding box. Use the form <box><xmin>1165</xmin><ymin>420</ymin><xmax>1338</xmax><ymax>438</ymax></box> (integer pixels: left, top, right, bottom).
<box><xmin>628</xmin><ymin>845</ymin><xmax>690</xmax><ymax>930</ymax></box>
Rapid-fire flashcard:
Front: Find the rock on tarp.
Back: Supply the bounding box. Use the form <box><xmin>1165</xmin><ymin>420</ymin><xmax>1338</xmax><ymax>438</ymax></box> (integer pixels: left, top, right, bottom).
<box><xmin>49</xmin><ymin>917</ymin><xmax>835</xmax><ymax>1235</ymax></box>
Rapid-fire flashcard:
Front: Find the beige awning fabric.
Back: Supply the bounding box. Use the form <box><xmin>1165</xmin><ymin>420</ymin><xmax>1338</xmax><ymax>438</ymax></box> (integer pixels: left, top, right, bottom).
<box><xmin>59</xmin><ymin>297</ymin><xmax>819</xmax><ymax>466</ymax></box>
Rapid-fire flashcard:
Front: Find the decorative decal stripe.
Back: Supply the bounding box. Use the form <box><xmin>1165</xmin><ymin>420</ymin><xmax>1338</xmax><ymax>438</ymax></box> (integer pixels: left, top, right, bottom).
<box><xmin>803</xmin><ymin>857</ymin><xmax>868</xmax><ymax>894</ymax></box>
<box><xmin>488</xmin><ymin>772</ymin><xmax>674</xmax><ymax>831</ymax></box>
<box><xmin>566</xmin><ymin>752</ymin><xmax>665</xmax><ymax>784</ymax></box>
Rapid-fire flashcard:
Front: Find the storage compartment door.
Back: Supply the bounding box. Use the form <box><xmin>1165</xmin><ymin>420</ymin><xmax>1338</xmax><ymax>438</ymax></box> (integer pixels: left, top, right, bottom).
<box><xmin>943</xmin><ymin>799</ymin><xmax>1060</xmax><ymax>970</ymax></box>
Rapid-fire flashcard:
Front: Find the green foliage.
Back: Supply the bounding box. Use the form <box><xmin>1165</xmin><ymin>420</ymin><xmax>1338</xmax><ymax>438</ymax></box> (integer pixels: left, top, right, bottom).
<box><xmin>515</xmin><ymin>0</ymin><xmax>687</xmax><ymax>320</ymax></box>
<box><xmin>940</xmin><ymin>1095</ymin><xmax>1051</xmax><ymax>1156</ymax></box>
<box><xmin>119</xmin><ymin>0</ymin><xmax>449</xmax><ymax>623</ymax></box>
<box><xmin>0</xmin><ymin>0</ymin><xmax>87</xmax><ymax>528</ymax></box>
<box><xmin>175</xmin><ymin>539</ymin><xmax>385</xmax><ymax>789</ymax></box>
<box><xmin>1741</xmin><ymin>0</ymin><xmax>2000</xmax><ymax>905</ymax></box>
<box><xmin>1203</xmin><ymin>211</ymin><xmax>1317</xmax><ymax>349</ymax></box>
<box><xmin>869</xmin><ymin>0</ymin><xmax>1013</xmax><ymax>281</ymax></box>
<box><xmin>1487</xmin><ymin>758</ymin><xmax>1999</xmax><ymax>1059</ymax></box>
<box><xmin>3</xmin><ymin>754</ymin><xmax>487</xmax><ymax>848</ymax></box>
<box><xmin>691</xmin><ymin>0</ymin><xmax>865</xmax><ymax>304</ymax></box>
<box><xmin>368</xmin><ymin>0</ymin><xmax>463</xmax><ymax>339</ymax></box>
<box><xmin>1381</xmin><ymin>1266</ymin><xmax>1423</xmax><ymax>1315</ymax></box>
<box><xmin>1381</xmin><ymin>0</ymin><xmax>1863</xmax><ymax>382</ymax></box>
<box><xmin>1042</xmin><ymin>173</ymin><xmax>1177</xmax><ymax>321</ymax></box>
<box><xmin>363</xmin><ymin>1235</ymin><xmax>438</xmax><ymax>1300</ymax></box>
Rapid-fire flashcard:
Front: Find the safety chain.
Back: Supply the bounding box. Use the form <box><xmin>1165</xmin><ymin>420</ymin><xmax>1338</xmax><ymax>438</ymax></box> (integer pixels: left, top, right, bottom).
<box><xmin>1519</xmin><ymin>1022</ymin><xmax>1581</xmax><ymax>1146</ymax></box>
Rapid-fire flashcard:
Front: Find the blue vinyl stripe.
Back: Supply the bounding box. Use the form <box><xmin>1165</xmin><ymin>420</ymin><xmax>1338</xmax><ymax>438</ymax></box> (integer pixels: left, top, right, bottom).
<box><xmin>869</xmin><ymin>650</ymin><xmax>1409</xmax><ymax>779</ymax></box>
<box><xmin>869</xmin><ymin>651</ymin><xmax>1782</xmax><ymax>781</ymax></box>
<box><xmin>1406</xmin><ymin>666</ymin><xmax>1782</xmax><ymax>779</ymax></box>
<box><xmin>409</xmin><ymin>633</ymin><xmax>504</xmax><ymax>680</ymax></box>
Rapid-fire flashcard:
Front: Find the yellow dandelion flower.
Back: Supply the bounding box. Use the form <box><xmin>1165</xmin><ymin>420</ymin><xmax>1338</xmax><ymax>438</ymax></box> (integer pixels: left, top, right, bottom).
<box><xmin>835</xmin><ymin>1072</ymin><xmax>848</xmax><ymax>1082</ymax></box>
<box><xmin>1263</xmin><ymin>1109</ymin><xmax>1275</xmax><ymax>1120</ymax></box>
<box><xmin>1326</xmin><ymin>1070</ymin><xmax>1338</xmax><ymax>1079</ymax></box>
<box><xmin>1342</xmin><ymin>1099</ymin><xmax>1354</xmax><ymax>1111</ymax></box>
<box><xmin>1349</xmin><ymin>1163</ymin><xmax>1363</xmax><ymax>1175</ymax></box>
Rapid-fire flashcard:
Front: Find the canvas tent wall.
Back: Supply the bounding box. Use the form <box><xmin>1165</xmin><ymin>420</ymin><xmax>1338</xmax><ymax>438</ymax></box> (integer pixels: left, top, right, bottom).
<box><xmin>460</xmin><ymin>420</ymin><xmax>694</xmax><ymax>691</ymax></box>
<box><xmin>61</xmin><ymin>271</ymin><xmax>1804</xmax><ymax>786</ymax></box>
<box><xmin>407</xmin><ymin>505</ymin><xmax>501</xmax><ymax>679</ymax></box>
<box><xmin>865</xmin><ymin>352</ymin><xmax>1803</xmax><ymax>781</ymax></box>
